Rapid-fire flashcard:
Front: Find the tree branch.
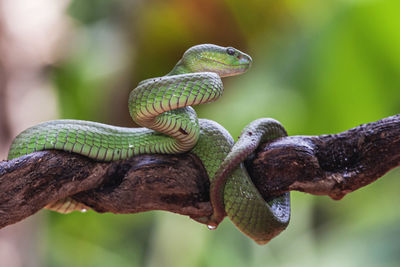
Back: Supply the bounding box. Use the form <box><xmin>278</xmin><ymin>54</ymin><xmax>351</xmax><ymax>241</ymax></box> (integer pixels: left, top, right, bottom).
<box><xmin>247</xmin><ymin>114</ymin><xmax>400</xmax><ymax>200</ymax></box>
<box><xmin>0</xmin><ymin>114</ymin><xmax>399</xmax><ymax>229</ymax></box>
<box><xmin>0</xmin><ymin>151</ymin><xmax>211</xmax><ymax>229</ymax></box>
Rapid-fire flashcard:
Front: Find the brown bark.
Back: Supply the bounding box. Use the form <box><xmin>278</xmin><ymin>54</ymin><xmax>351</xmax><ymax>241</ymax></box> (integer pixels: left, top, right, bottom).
<box><xmin>247</xmin><ymin>114</ymin><xmax>400</xmax><ymax>200</ymax></box>
<box><xmin>0</xmin><ymin>114</ymin><xmax>399</xmax><ymax>229</ymax></box>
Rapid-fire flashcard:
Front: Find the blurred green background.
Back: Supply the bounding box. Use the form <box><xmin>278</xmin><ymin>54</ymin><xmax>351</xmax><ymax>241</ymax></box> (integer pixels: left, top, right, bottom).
<box><xmin>1</xmin><ymin>0</ymin><xmax>400</xmax><ymax>266</ymax></box>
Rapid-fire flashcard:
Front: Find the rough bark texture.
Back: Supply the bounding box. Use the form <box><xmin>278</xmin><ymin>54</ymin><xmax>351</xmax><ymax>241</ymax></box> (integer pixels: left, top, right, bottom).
<box><xmin>0</xmin><ymin>151</ymin><xmax>211</xmax><ymax>229</ymax></box>
<box><xmin>247</xmin><ymin>114</ymin><xmax>400</xmax><ymax>200</ymax></box>
<box><xmin>0</xmin><ymin>115</ymin><xmax>399</xmax><ymax>229</ymax></box>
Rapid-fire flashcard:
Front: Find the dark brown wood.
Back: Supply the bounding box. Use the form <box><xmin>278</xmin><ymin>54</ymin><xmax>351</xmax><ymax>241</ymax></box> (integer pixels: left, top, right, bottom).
<box><xmin>247</xmin><ymin>114</ymin><xmax>400</xmax><ymax>200</ymax></box>
<box><xmin>0</xmin><ymin>114</ymin><xmax>399</xmax><ymax>229</ymax></box>
<box><xmin>0</xmin><ymin>151</ymin><xmax>211</xmax><ymax>229</ymax></box>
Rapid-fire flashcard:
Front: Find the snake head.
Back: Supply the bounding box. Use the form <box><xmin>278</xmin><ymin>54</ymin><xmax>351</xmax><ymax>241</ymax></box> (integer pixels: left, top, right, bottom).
<box><xmin>179</xmin><ymin>44</ymin><xmax>252</xmax><ymax>77</ymax></box>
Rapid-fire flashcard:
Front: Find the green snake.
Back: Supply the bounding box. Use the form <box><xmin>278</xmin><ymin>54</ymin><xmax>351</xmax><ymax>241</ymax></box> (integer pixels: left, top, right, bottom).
<box><xmin>8</xmin><ymin>44</ymin><xmax>290</xmax><ymax>244</ymax></box>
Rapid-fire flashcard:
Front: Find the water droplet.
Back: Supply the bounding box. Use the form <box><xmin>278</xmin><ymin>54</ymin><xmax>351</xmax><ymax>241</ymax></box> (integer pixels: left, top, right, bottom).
<box><xmin>81</xmin><ymin>209</ymin><xmax>87</xmax><ymax>213</ymax></box>
<box><xmin>128</xmin><ymin>144</ymin><xmax>133</xmax><ymax>148</ymax></box>
<box><xmin>207</xmin><ymin>225</ymin><xmax>217</xmax><ymax>230</ymax></box>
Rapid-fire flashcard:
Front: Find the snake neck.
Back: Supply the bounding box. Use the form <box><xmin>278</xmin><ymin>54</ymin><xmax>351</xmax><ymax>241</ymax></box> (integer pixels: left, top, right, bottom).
<box><xmin>166</xmin><ymin>60</ymin><xmax>190</xmax><ymax>76</ymax></box>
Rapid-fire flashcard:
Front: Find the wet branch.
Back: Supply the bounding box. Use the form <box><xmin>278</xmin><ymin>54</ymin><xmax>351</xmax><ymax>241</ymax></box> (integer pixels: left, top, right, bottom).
<box><xmin>0</xmin><ymin>114</ymin><xmax>399</xmax><ymax>229</ymax></box>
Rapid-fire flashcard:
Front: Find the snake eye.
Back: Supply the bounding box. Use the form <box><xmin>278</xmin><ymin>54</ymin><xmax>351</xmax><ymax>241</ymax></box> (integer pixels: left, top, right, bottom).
<box><xmin>226</xmin><ymin>47</ymin><xmax>235</xmax><ymax>56</ymax></box>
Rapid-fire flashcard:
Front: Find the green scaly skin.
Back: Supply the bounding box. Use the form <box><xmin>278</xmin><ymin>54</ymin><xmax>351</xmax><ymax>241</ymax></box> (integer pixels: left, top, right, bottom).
<box><xmin>7</xmin><ymin>44</ymin><xmax>290</xmax><ymax>244</ymax></box>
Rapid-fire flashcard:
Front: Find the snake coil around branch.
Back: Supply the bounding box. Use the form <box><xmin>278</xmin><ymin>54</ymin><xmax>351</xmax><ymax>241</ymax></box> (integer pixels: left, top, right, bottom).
<box><xmin>2</xmin><ymin>43</ymin><xmax>399</xmax><ymax>244</ymax></box>
<box><xmin>5</xmin><ymin>44</ymin><xmax>289</xmax><ymax>244</ymax></box>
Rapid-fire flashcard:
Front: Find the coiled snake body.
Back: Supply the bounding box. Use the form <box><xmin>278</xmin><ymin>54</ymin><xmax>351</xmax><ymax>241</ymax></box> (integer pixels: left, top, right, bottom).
<box><xmin>8</xmin><ymin>44</ymin><xmax>290</xmax><ymax>244</ymax></box>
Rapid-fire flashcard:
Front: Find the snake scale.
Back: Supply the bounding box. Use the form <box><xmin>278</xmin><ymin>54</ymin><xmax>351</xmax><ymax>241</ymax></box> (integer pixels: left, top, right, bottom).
<box><xmin>8</xmin><ymin>44</ymin><xmax>290</xmax><ymax>244</ymax></box>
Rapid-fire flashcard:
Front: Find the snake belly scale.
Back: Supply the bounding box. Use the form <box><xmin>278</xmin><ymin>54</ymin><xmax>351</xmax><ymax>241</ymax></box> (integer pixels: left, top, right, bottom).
<box><xmin>8</xmin><ymin>44</ymin><xmax>290</xmax><ymax>244</ymax></box>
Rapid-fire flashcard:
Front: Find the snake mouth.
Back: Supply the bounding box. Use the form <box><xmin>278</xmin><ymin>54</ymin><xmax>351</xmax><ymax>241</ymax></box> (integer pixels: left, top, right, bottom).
<box><xmin>220</xmin><ymin>65</ymin><xmax>251</xmax><ymax>77</ymax></box>
<box><xmin>199</xmin><ymin>56</ymin><xmax>252</xmax><ymax>77</ymax></box>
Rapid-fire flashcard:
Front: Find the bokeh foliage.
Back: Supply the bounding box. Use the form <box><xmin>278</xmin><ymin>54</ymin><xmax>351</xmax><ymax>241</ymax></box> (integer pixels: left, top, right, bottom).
<box><xmin>46</xmin><ymin>0</ymin><xmax>400</xmax><ymax>266</ymax></box>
